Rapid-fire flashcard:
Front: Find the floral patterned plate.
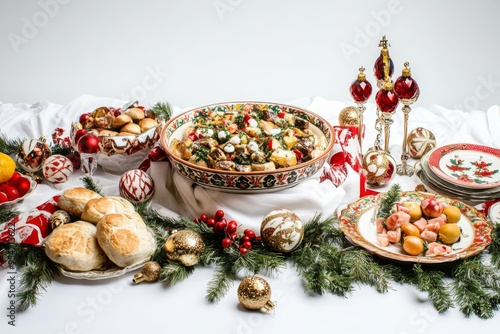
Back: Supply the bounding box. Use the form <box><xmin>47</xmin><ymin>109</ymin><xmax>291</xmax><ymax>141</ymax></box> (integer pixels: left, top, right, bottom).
<box><xmin>428</xmin><ymin>143</ymin><xmax>500</xmax><ymax>190</ymax></box>
<box><xmin>339</xmin><ymin>191</ymin><xmax>492</xmax><ymax>264</ymax></box>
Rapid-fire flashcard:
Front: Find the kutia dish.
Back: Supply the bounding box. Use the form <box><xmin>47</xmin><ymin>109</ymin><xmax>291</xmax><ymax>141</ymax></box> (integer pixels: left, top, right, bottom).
<box><xmin>339</xmin><ymin>191</ymin><xmax>492</xmax><ymax>264</ymax></box>
<box><xmin>160</xmin><ymin>102</ymin><xmax>335</xmax><ymax>192</ymax></box>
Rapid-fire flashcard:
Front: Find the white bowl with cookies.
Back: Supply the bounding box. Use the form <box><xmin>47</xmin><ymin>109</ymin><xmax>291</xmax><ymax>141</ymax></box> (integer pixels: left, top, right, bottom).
<box><xmin>70</xmin><ymin>103</ymin><xmax>164</xmax><ymax>174</ymax></box>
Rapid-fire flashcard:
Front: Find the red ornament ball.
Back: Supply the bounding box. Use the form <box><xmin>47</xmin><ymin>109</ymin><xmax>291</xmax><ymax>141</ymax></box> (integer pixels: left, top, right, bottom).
<box><xmin>77</xmin><ymin>134</ymin><xmax>100</xmax><ymax>154</ymax></box>
<box><xmin>119</xmin><ymin>169</ymin><xmax>155</xmax><ymax>203</ymax></box>
<box><xmin>13</xmin><ymin>177</ymin><xmax>32</xmax><ymax>197</ymax></box>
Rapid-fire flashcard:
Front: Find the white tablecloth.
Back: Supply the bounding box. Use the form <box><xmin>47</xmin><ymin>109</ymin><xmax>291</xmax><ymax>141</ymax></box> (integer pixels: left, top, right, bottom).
<box><xmin>1</xmin><ymin>96</ymin><xmax>500</xmax><ymax>333</ymax></box>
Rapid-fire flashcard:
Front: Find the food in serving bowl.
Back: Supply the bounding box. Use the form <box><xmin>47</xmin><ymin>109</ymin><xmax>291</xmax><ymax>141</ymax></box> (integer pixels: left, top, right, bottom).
<box><xmin>160</xmin><ymin>102</ymin><xmax>335</xmax><ymax>192</ymax></box>
<box><xmin>70</xmin><ymin>102</ymin><xmax>164</xmax><ymax>174</ymax></box>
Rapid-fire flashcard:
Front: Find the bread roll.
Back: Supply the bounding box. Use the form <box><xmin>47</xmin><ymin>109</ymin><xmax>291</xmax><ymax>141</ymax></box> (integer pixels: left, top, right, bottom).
<box><xmin>81</xmin><ymin>196</ymin><xmax>135</xmax><ymax>224</ymax></box>
<box><xmin>58</xmin><ymin>187</ymin><xmax>102</xmax><ymax>219</ymax></box>
<box><xmin>96</xmin><ymin>212</ymin><xmax>155</xmax><ymax>267</ymax></box>
<box><xmin>124</xmin><ymin>107</ymin><xmax>145</xmax><ymax>121</ymax></box>
<box><xmin>112</xmin><ymin>114</ymin><xmax>133</xmax><ymax>128</ymax></box>
<box><xmin>138</xmin><ymin>118</ymin><xmax>158</xmax><ymax>132</ymax></box>
<box><xmin>44</xmin><ymin>221</ymin><xmax>108</xmax><ymax>271</ymax></box>
<box><xmin>120</xmin><ymin>122</ymin><xmax>141</xmax><ymax>135</ymax></box>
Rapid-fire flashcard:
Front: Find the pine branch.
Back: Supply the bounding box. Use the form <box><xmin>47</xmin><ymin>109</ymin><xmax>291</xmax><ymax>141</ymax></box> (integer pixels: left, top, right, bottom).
<box><xmin>234</xmin><ymin>246</ymin><xmax>285</xmax><ymax>278</ymax></box>
<box><xmin>412</xmin><ymin>264</ymin><xmax>453</xmax><ymax>313</ymax></box>
<box><xmin>206</xmin><ymin>261</ymin><xmax>237</xmax><ymax>303</ymax></box>
<box><xmin>0</xmin><ymin>133</ymin><xmax>24</xmax><ymax>156</ymax></box>
<box><xmin>16</xmin><ymin>246</ymin><xmax>57</xmax><ymax>311</ymax></box>
<box><xmin>159</xmin><ymin>261</ymin><xmax>195</xmax><ymax>286</ymax></box>
<box><xmin>489</xmin><ymin>222</ymin><xmax>500</xmax><ymax>268</ymax></box>
<box><xmin>340</xmin><ymin>248</ymin><xmax>394</xmax><ymax>293</ymax></box>
<box><xmin>81</xmin><ymin>176</ymin><xmax>104</xmax><ymax>196</ymax></box>
<box><xmin>378</xmin><ymin>183</ymin><xmax>402</xmax><ymax>219</ymax></box>
<box><xmin>0</xmin><ymin>205</ymin><xmax>20</xmax><ymax>224</ymax></box>
<box><xmin>150</xmin><ymin>101</ymin><xmax>173</xmax><ymax>122</ymax></box>
<box><xmin>451</xmin><ymin>256</ymin><xmax>500</xmax><ymax>319</ymax></box>
<box><xmin>49</xmin><ymin>144</ymin><xmax>72</xmax><ymax>156</ymax></box>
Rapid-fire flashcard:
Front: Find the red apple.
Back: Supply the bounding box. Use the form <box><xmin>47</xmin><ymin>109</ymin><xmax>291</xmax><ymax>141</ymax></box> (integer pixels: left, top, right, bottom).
<box><xmin>8</xmin><ymin>171</ymin><xmax>23</xmax><ymax>186</ymax></box>
<box><xmin>13</xmin><ymin>177</ymin><xmax>32</xmax><ymax>197</ymax></box>
<box><xmin>2</xmin><ymin>185</ymin><xmax>19</xmax><ymax>201</ymax></box>
<box><xmin>79</xmin><ymin>113</ymin><xmax>91</xmax><ymax>126</ymax></box>
<box><xmin>420</xmin><ymin>197</ymin><xmax>445</xmax><ymax>218</ymax></box>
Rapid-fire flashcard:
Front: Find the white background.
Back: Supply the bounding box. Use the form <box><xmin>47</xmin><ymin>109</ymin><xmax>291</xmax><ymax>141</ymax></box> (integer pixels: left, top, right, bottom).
<box><xmin>1</xmin><ymin>0</ymin><xmax>500</xmax><ymax>112</ymax></box>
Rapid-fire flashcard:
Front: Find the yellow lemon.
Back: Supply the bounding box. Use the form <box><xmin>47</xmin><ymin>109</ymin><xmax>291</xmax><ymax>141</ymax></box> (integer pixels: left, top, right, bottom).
<box><xmin>443</xmin><ymin>205</ymin><xmax>461</xmax><ymax>224</ymax></box>
<box><xmin>403</xmin><ymin>235</ymin><xmax>424</xmax><ymax>256</ymax></box>
<box><xmin>439</xmin><ymin>223</ymin><xmax>461</xmax><ymax>244</ymax></box>
<box><xmin>0</xmin><ymin>152</ymin><xmax>16</xmax><ymax>183</ymax></box>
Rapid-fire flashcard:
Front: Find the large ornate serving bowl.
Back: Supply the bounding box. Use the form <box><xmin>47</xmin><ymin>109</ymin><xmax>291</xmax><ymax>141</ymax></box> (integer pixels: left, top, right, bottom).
<box><xmin>160</xmin><ymin>102</ymin><xmax>335</xmax><ymax>192</ymax></box>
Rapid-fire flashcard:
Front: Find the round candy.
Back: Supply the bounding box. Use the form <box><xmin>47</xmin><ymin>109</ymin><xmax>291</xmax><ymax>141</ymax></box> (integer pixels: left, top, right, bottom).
<box><xmin>260</xmin><ymin>209</ymin><xmax>304</xmax><ymax>253</ymax></box>
<box><xmin>406</xmin><ymin>127</ymin><xmax>436</xmax><ymax>159</ymax></box>
<box><xmin>119</xmin><ymin>169</ymin><xmax>155</xmax><ymax>203</ymax></box>
<box><xmin>362</xmin><ymin>148</ymin><xmax>396</xmax><ymax>186</ymax></box>
<box><xmin>42</xmin><ymin>155</ymin><xmax>74</xmax><ymax>183</ymax></box>
<box><xmin>16</xmin><ymin>138</ymin><xmax>52</xmax><ymax>173</ymax></box>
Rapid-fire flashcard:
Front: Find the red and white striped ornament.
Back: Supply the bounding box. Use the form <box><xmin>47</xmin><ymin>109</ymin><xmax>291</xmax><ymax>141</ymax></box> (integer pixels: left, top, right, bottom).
<box><xmin>119</xmin><ymin>169</ymin><xmax>155</xmax><ymax>203</ymax></box>
<box><xmin>42</xmin><ymin>154</ymin><xmax>74</xmax><ymax>183</ymax></box>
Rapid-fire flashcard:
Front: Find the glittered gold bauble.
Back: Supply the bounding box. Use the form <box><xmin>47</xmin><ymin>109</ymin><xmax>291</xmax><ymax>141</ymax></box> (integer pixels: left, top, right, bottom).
<box><xmin>164</xmin><ymin>229</ymin><xmax>205</xmax><ymax>266</ymax></box>
<box><xmin>16</xmin><ymin>137</ymin><xmax>52</xmax><ymax>173</ymax></box>
<box><xmin>406</xmin><ymin>127</ymin><xmax>436</xmax><ymax>159</ymax></box>
<box><xmin>338</xmin><ymin>106</ymin><xmax>360</xmax><ymax>127</ymax></box>
<box><xmin>237</xmin><ymin>276</ymin><xmax>275</xmax><ymax>311</ymax></box>
<box><xmin>362</xmin><ymin>148</ymin><xmax>396</xmax><ymax>186</ymax></box>
<box><xmin>133</xmin><ymin>261</ymin><xmax>161</xmax><ymax>284</ymax></box>
<box><xmin>260</xmin><ymin>209</ymin><xmax>304</xmax><ymax>253</ymax></box>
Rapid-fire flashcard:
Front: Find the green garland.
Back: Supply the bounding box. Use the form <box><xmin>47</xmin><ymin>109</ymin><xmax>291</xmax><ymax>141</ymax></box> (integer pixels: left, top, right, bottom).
<box><xmin>4</xmin><ymin>180</ymin><xmax>500</xmax><ymax>319</ymax></box>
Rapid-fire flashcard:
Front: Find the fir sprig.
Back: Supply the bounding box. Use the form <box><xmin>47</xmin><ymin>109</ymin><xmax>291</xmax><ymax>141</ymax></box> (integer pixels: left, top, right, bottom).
<box><xmin>0</xmin><ymin>204</ymin><xmax>20</xmax><ymax>224</ymax></box>
<box><xmin>488</xmin><ymin>222</ymin><xmax>500</xmax><ymax>268</ymax></box>
<box><xmin>13</xmin><ymin>245</ymin><xmax>57</xmax><ymax>311</ymax></box>
<box><xmin>159</xmin><ymin>261</ymin><xmax>195</xmax><ymax>286</ymax></box>
<box><xmin>451</xmin><ymin>256</ymin><xmax>500</xmax><ymax>318</ymax></box>
<box><xmin>0</xmin><ymin>133</ymin><xmax>24</xmax><ymax>156</ymax></box>
<box><xmin>80</xmin><ymin>175</ymin><xmax>104</xmax><ymax>196</ymax></box>
<box><xmin>377</xmin><ymin>183</ymin><xmax>402</xmax><ymax>219</ymax></box>
<box><xmin>150</xmin><ymin>101</ymin><xmax>173</xmax><ymax>122</ymax></box>
<box><xmin>411</xmin><ymin>264</ymin><xmax>453</xmax><ymax>313</ymax></box>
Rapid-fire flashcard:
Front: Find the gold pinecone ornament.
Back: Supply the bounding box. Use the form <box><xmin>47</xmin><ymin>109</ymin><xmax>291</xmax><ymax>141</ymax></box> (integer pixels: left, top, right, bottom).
<box><xmin>133</xmin><ymin>261</ymin><xmax>161</xmax><ymax>284</ymax></box>
<box><xmin>163</xmin><ymin>229</ymin><xmax>205</xmax><ymax>266</ymax></box>
<box><xmin>237</xmin><ymin>276</ymin><xmax>275</xmax><ymax>312</ymax></box>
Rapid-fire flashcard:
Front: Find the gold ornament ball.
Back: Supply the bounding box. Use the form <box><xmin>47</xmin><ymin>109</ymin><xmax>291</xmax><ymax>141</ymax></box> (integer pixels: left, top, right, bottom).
<box><xmin>338</xmin><ymin>106</ymin><xmax>360</xmax><ymax>127</ymax></box>
<box><xmin>133</xmin><ymin>261</ymin><xmax>161</xmax><ymax>284</ymax></box>
<box><xmin>406</xmin><ymin>127</ymin><xmax>436</xmax><ymax>159</ymax></box>
<box><xmin>260</xmin><ymin>209</ymin><xmax>304</xmax><ymax>253</ymax></box>
<box><xmin>237</xmin><ymin>276</ymin><xmax>275</xmax><ymax>312</ymax></box>
<box><xmin>362</xmin><ymin>148</ymin><xmax>397</xmax><ymax>186</ymax></box>
<box><xmin>164</xmin><ymin>229</ymin><xmax>205</xmax><ymax>266</ymax></box>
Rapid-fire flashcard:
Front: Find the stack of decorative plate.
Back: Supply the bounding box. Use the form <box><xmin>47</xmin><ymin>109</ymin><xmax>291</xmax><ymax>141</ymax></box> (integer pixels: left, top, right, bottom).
<box><xmin>415</xmin><ymin>143</ymin><xmax>500</xmax><ymax>205</ymax></box>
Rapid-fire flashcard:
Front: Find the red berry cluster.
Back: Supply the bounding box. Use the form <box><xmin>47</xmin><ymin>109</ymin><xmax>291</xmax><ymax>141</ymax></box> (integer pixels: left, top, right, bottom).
<box><xmin>194</xmin><ymin>210</ymin><xmax>258</xmax><ymax>255</ymax></box>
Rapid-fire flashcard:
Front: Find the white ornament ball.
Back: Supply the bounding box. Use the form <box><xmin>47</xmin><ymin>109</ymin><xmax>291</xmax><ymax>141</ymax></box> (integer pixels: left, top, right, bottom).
<box><xmin>260</xmin><ymin>209</ymin><xmax>304</xmax><ymax>253</ymax></box>
<box><xmin>119</xmin><ymin>169</ymin><xmax>155</xmax><ymax>203</ymax></box>
<box><xmin>42</xmin><ymin>154</ymin><xmax>74</xmax><ymax>183</ymax></box>
<box><xmin>406</xmin><ymin>127</ymin><xmax>436</xmax><ymax>159</ymax></box>
<box><xmin>17</xmin><ymin>138</ymin><xmax>52</xmax><ymax>173</ymax></box>
<box><xmin>362</xmin><ymin>148</ymin><xmax>397</xmax><ymax>186</ymax></box>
